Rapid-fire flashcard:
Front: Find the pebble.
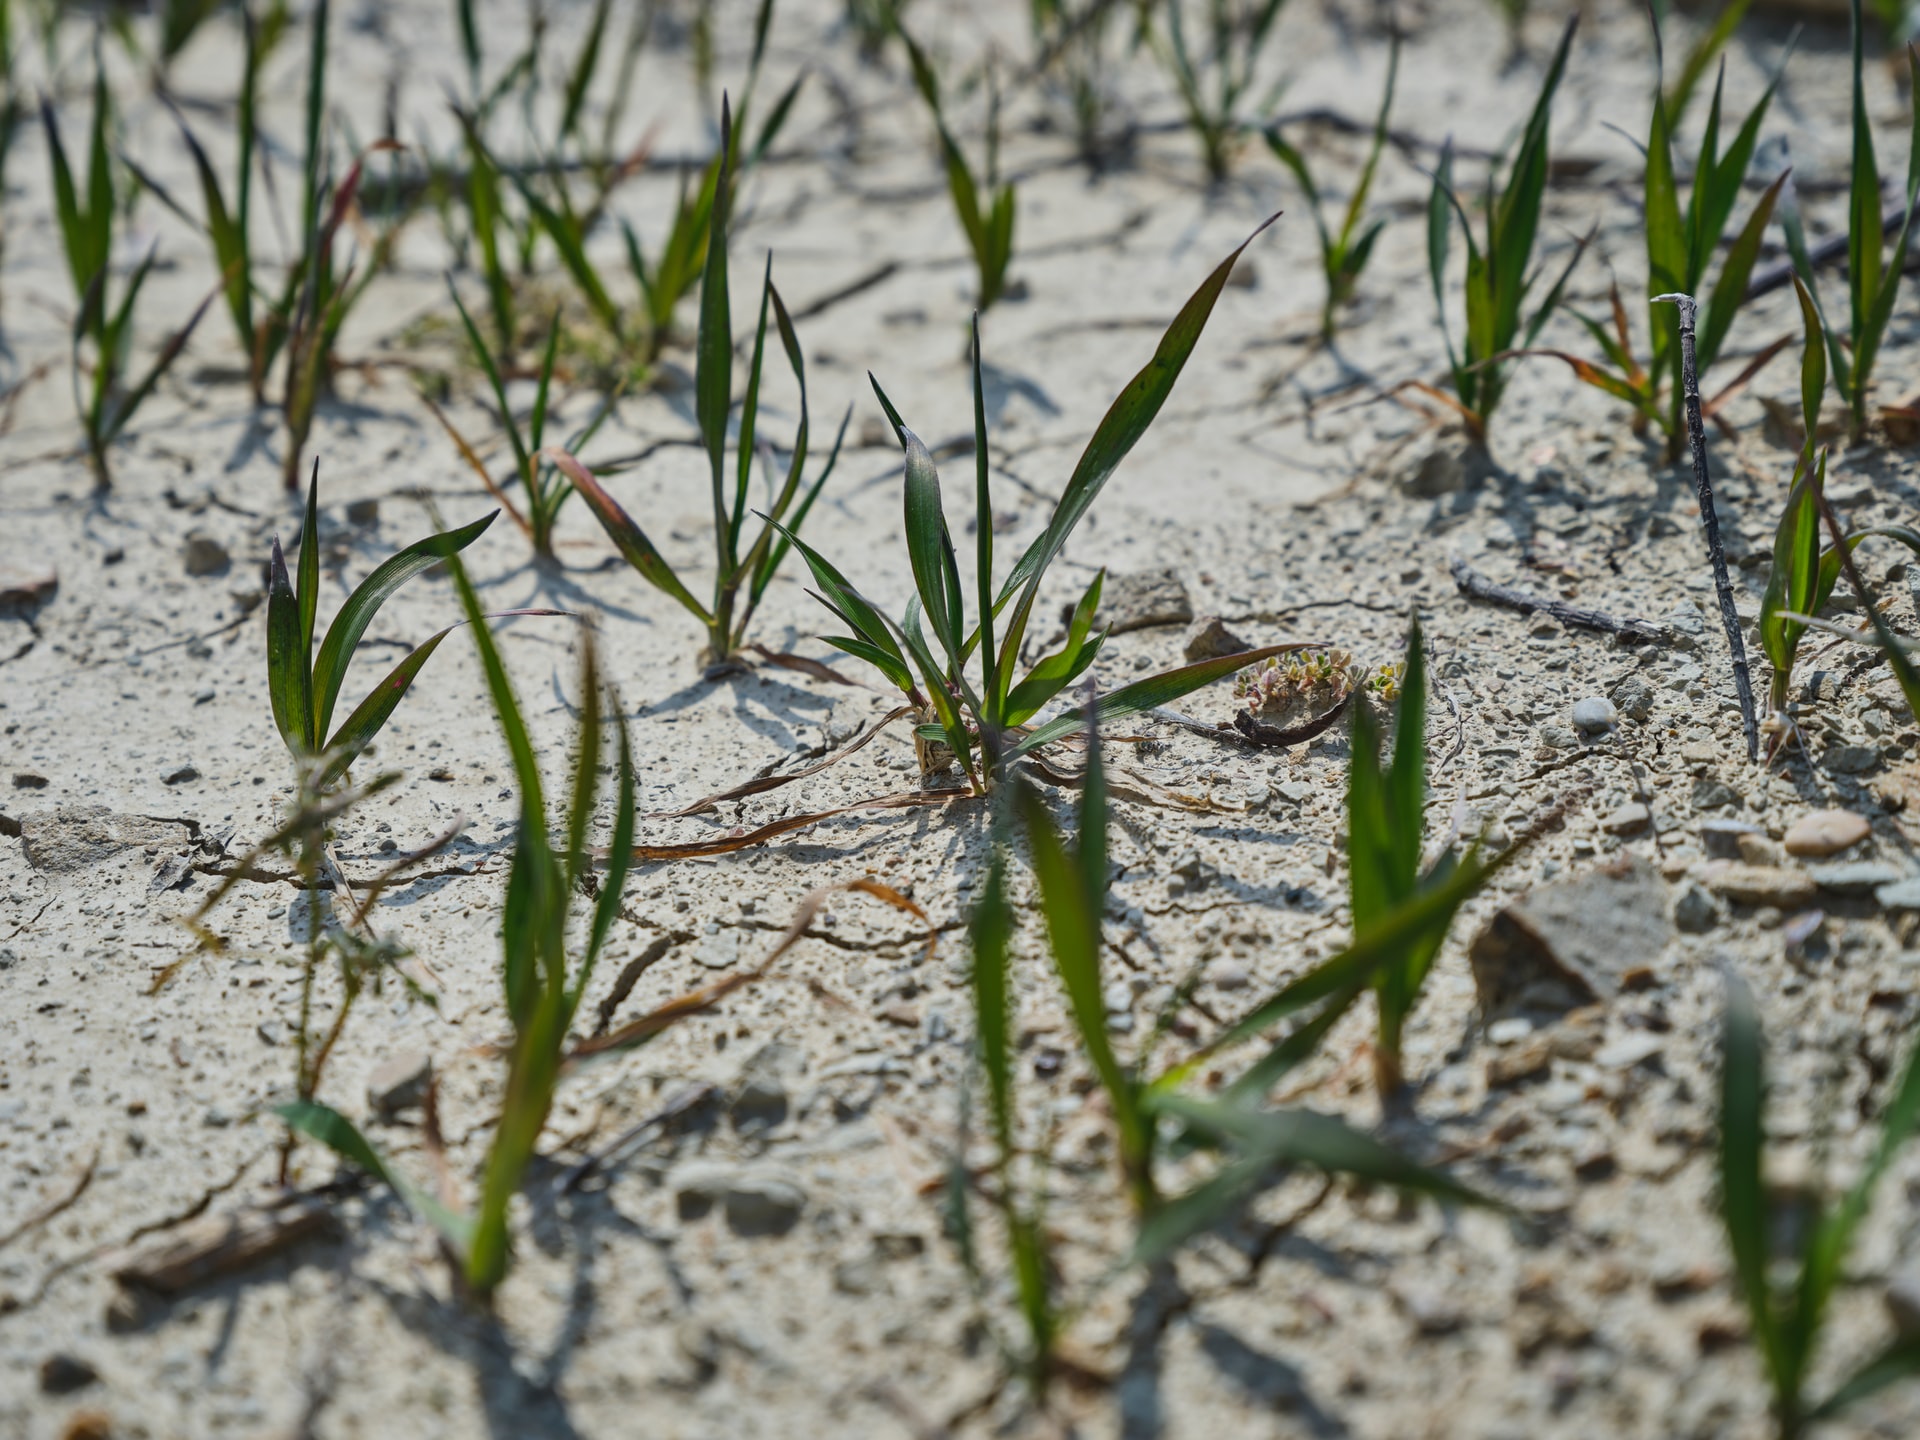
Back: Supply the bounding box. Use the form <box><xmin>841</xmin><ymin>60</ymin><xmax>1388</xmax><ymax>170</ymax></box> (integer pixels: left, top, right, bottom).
<box><xmin>1571</xmin><ymin>698</ymin><xmax>1616</xmax><ymax>734</ymax></box>
<box><xmin>1705</xmin><ymin>864</ymin><xmax>1818</xmax><ymax>908</ymax></box>
<box><xmin>1825</xmin><ymin>744</ymin><xmax>1881</xmax><ymax>775</ymax></box>
<box><xmin>163</xmin><ymin>765</ymin><xmax>199</xmax><ymax>785</ymax></box>
<box><xmin>1735</xmin><ymin>834</ymin><xmax>1787</xmax><ymax>867</ymax></box>
<box><xmin>1182</xmin><ymin>614</ymin><xmax>1251</xmax><ymax>661</ymax></box>
<box><xmin>1594</xmin><ymin>1034</ymin><xmax>1665</xmax><ymax>1071</ymax></box>
<box><xmin>1487</xmin><ymin>1017</ymin><xmax>1533</xmax><ymax>1045</ymax></box>
<box><xmin>1275</xmin><ymin>781</ymin><xmax>1312</xmax><ymax>804</ymax></box>
<box><xmin>1610</xmin><ymin>674</ymin><xmax>1656</xmax><ymax>722</ymax></box>
<box><xmin>182</xmin><ymin>531</ymin><xmax>231</xmax><ymax>577</ymax></box>
<box><xmin>0</xmin><ymin>563</ymin><xmax>57</xmax><ymax>608</ymax></box>
<box><xmin>366</xmin><ymin>1051</ymin><xmax>432</xmax><ymax>1119</ymax></box>
<box><xmin>1690</xmin><ymin>777</ymin><xmax>1742</xmax><ymax>811</ymax></box>
<box><xmin>1538</xmin><ymin>724</ymin><xmax>1579</xmax><ymax>750</ymax></box>
<box><xmin>346</xmin><ymin>497</ymin><xmax>380</xmax><ymax>526</ymax></box>
<box><xmin>1807</xmin><ymin>862</ymin><xmax>1905</xmax><ymax>897</ymax></box>
<box><xmin>1699</xmin><ymin>818</ymin><xmax>1763</xmax><ymax>857</ymax></box>
<box><xmin>1673</xmin><ymin>881</ymin><xmax>1719</xmax><ymax>933</ymax></box>
<box><xmin>38</xmin><ymin>1353</ymin><xmax>98</xmax><ymax>1394</ymax></box>
<box><xmin>1876</xmin><ymin>878</ymin><xmax>1920</xmax><ymax>911</ymax></box>
<box><xmin>13</xmin><ymin>772</ymin><xmax>48</xmax><ymax>789</ymax></box>
<box><xmin>1601</xmin><ymin>803</ymin><xmax>1650</xmax><ymax>836</ymax></box>
<box><xmin>1783</xmin><ymin>809</ymin><xmax>1870</xmax><ymax>857</ymax></box>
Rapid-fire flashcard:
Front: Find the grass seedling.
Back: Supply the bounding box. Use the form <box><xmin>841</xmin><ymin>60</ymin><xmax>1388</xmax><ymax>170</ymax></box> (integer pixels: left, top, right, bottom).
<box><xmin>1028</xmin><ymin>0</ymin><xmax>1127</xmax><ymax>168</ymax></box>
<box><xmin>557</xmin><ymin>101</ymin><xmax>848</xmax><ymax>665</ymax></box>
<box><xmin>903</xmin><ymin>30</ymin><xmax>1017</xmax><ymax>312</ymax></box>
<box><xmin>427</xmin><ymin>291</ymin><xmax>618</xmax><ymax>563</ymax></box>
<box><xmin>949</xmin><ymin>706</ymin><xmax>1501</xmax><ymax>1402</ymax></box>
<box><xmin>778</xmin><ymin>223</ymin><xmax>1295</xmax><ymax>790</ymax></box>
<box><xmin>1529</xmin><ymin>19</ymin><xmax>1786</xmax><ymax>459</ymax></box>
<box><xmin>1424</xmin><ymin>16</ymin><xmax>1582</xmax><ymax>443</ymax></box>
<box><xmin>1348</xmin><ymin>618</ymin><xmax>1458</xmax><ymax>1099</ymax></box>
<box><xmin>1264</xmin><ymin>33</ymin><xmax>1396</xmax><ymax>339</ymax></box>
<box><xmin>1784</xmin><ymin>0</ymin><xmax>1920</xmax><ymax>442</ymax></box>
<box><xmin>1148</xmin><ymin>0</ymin><xmax>1290</xmax><ymax>184</ymax></box>
<box><xmin>44</xmin><ymin>49</ymin><xmax>217</xmax><ymax>487</ymax></box>
<box><xmin>1719</xmin><ymin>975</ymin><xmax>1920</xmax><ymax>1436</ymax></box>
<box><xmin>265</xmin><ymin>466</ymin><xmax>505</xmax><ymax>795</ymax></box>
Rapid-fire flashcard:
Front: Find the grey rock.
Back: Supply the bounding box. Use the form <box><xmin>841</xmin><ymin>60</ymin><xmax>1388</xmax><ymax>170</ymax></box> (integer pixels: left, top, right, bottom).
<box><xmin>20</xmin><ymin>807</ymin><xmax>192</xmax><ymax>874</ymax></box>
<box><xmin>1808</xmin><ymin>862</ymin><xmax>1906</xmax><ymax>897</ymax></box>
<box><xmin>182</xmin><ymin>531</ymin><xmax>231</xmax><ymax>577</ymax></box>
<box><xmin>13</xmin><ymin>771</ymin><xmax>48</xmax><ymax>789</ymax></box>
<box><xmin>1595</xmin><ymin>1033</ymin><xmax>1666</xmax><ymax>1070</ymax></box>
<box><xmin>38</xmin><ymin>1353</ymin><xmax>99</xmax><ymax>1394</ymax></box>
<box><xmin>732</xmin><ymin>1041</ymin><xmax>803</xmax><ymax>1132</ymax></box>
<box><xmin>1571</xmin><ymin>697</ymin><xmax>1617</xmax><ymax>734</ymax></box>
<box><xmin>1691</xmin><ymin>776</ymin><xmax>1743</xmax><ymax>811</ymax></box>
<box><xmin>1825</xmin><ymin>743</ymin><xmax>1881</xmax><ymax>775</ymax></box>
<box><xmin>1674</xmin><ymin>881</ymin><xmax>1719</xmax><ymax>933</ymax></box>
<box><xmin>345</xmin><ymin>497</ymin><xmax>380</xmax><ymax>526</ymax></box>
<box><xmin>163</xmin><ymin>764</ymin><xmax>200</xmax><ymax>785</ymax></box>
<box><xmin>1699</xmin><ymin>818</ymin><xmax>1764</xmax><ymax>858</ymax></box>
<box><xmin>1601</xmin><ymin>803</ymin><xmax>1650</xmax><ymax>835</ymax></box>
<box><xmin>1538</xmin><ymin>724</ymin><xmax>1579</xmax><ymax>750</ymax></box>
<box><xmin>366</xmin><ymin>1051</ymin><xmax>432</xmax><ymax>1119</ymax></box>
<box><xmin>1397</xmin><ymin>429</ymin><xmax>1498</xmax><ymax>498</ymax></box>
<box><xmin>1467</xmin><ymin>855</ymin><xmax>1673</xmax><ymax>1016</ymax></box>
<box><xmin>1706</xmin><ymin>864</ymin><xmax>1818</xmax><ymax>908</ymax></box>
<box><xmin>1876</xmin><ymin>878</ymin><xmax>1920</xmax><ymax>911</ymax></box>
<box><xmin>674</xmin><ymin>1161</ymin><xmax>808</xmax><ymax>1236</ymax></box>
<box><xmin>1610</xmin><ymin>674</ymin><xmax>1657</xmax><ymax>722</ymax></box>
<box><xmin>1275</xmin><ymin>781</ymin><xmax>1312</xmax><ymax>804</ymax></box>
<box><xmin>1665</xmin><ymin>601</ymin><xmax>1706</xmax><ymax>644</ymax></box>
<box><xmin>1102</xmin><ymin>569</ymin><xmax>1193</xmax><ymax>634</ymax></box>
<box><xmin>1182</xmin><ymin>614</ymin><xmax>1251</xmax><ymax>660</ymax></box>
<box><xmin>149</xmin><ymin>852</ymin><xmax>194</xmax><ymax>892</ymax></box>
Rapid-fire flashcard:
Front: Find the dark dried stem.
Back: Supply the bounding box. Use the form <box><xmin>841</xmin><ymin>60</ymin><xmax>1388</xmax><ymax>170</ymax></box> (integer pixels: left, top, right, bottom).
<box><xmin>1656</xmin><ymin>292</ymin><xmax>1758</xmax><ymax>762</ymax></box>
<box><xmin>1448</xmin><ymin>557</ymin><xmax>1668</xmax><ymax>644</ymax></box>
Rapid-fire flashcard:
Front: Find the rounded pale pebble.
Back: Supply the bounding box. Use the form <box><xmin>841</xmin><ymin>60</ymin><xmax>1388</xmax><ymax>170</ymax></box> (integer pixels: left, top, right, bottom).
<box><xmin>1571</xmin><ymin>697</ymin><xmax>1617</xmax><ymax>733</ymax></box>
<box><xmin>1783</xmin><ymin>809</ymin><xmax>1869</xmax><ymax>858</ymax></box>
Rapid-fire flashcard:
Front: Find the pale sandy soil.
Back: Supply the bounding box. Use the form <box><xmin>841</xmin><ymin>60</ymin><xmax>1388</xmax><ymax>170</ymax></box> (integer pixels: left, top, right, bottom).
<box><xmin>7</xmin><ymin>0</ymin><xmax>1920</xmax><ymax>1436</ymax></box>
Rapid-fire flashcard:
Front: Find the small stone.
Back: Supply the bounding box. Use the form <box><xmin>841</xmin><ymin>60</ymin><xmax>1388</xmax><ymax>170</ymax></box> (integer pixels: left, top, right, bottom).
<box><xmin>1705</xmin><ymin>864</ymin><xmax>1818</xmax><ymax>908</ymax></box>
<box><xmin>732</xmin><ymin>1042</ymin><xmax>802</xmax><ymax>1132</ymax></box>
<box><xmin>1807</xmin><ymin>862</ymin><xmax>1905</xmax><ymax>896</ymax></box>
<box><xmin>366</xmin><ymin>1051</ymin><xmax>432</xmax><ymax>1119</ymax></box>
<box><xmin>1825</xmin><ymin>743</ymin><xmax>1881</xmax><ymax>775</ymax></box>
<box><xmin>1699</xmin><ymin>818</ymin><xmax>1762</xmax><ymax>858</ymax></box>
<box><xmin>1392</xmin><ymin>1281</ymin><xmax>1465</xmax><ymax>1335</ymax></box>
<box><xmin>1736</xmin><ymin>834</ymin><xmax>1787</xmax><ymax>867</ymax></box>
<box><xmin>1594</xmin><ymin>1033</ymin><xmax>1665</xmax><ymax>1070</ymax></box>
<box><xmin>1211</xmin><ymin>964</ymin><xmax>1250</xmax><ymax>991</ymax></box>
<box><xmin>163</xmin><ymin>764</ymin><xmax>200</xmax><ymax>786</ymax></box>
<box><xmin>1101</xmin><ymin>569</ymin><xmax>1192</xmax><ymax>634</ymax></box>
<box><xmin>1182</xmin><ymin>614</ymin><xmax>1251</xmax><ymax>661</ymax></box>
<box><xmin>1487</xmin><ymin>1017</ymin><xmax>1534</xmax><ymax>1045</ymax></box>
<box><xmin>38</xmin><ymin>1354</ymin><xmax>98</xmax><ymax>1394</ymax></box>
<box><xmin>1783</xmin><ymin>809</ymin><xmax>1870</xmax><ymax>858</ymax></box>
<box><xmin>1538</xmin><ymin>723</ymin><xmax>1579</xmax><ymax>750</ymax></box>
<box><xmin>1397</xmin><ymin>428</ymin><xmax>1497</xmax><ymax>498</ymax></box>
<box><xmin>0</xmin><ymin>563</ymin><xmax>57</xmax><ymax>610</ymax></box>
<box><xmin>1571</xmin><ymin>698</ymin><xmax>1616</xmax><ymax>734</ymax></box>
<box><xmin>13</xmin><ymin>772</ymin><xmax>48</xmax><ymax>789</ymax></box>
<box><xmin>1527</xmin><ymin>611</ymin><xmax>1564</xmax><ymax>640</ymax></box>
<box><xmin>1876</xmin><ymin>878</ymin><xmax>1920</xmax><ymax>911</ymax></box>
<box><xmin>1674</xmin><ymin>881</ymin><xmax>1719</xmax><ymax>933</ymax></box>
<box><xmin>1665</xmin><ymin>601</ymin><xmax>1706</xmax><ymax>646</ymax></box>
<box><xmin>1275</xmin><ymin>781</ymin><xmax>1311</xmax><ymax>804</ymax></box>
<box><xmin>1690</xmin><ymin>776</ymin><xmax>1742</xmax><ymax>811</ymax></box>
<box><xmin>346</xmin><ymin>497</ymin><xmax>380</xmax><ymax>526</ymax></box>
<box><xmin>722</xmin><ymin>1166</ymin><xmax>806</xmax><ymax>1236</ymax></box>
<box><xmin>1468</xmin><ymin>856</ymin><xmax>1673</xmax><ymax>1016</ymax></box>
<box><xmin>1601</xmin><ymin>803</ymin><xmax>1650</xmax><ymax>836</ymax></box>
<box><xmin>1487</xmin><ymin>1033</ymin><xmax>1553</xmax><ymax>1086</ymax></box>
<box><xmin>1610</xmin><ymin>674</ymin><xmax>1656</xmax><ymax>722</ymax></box>
<box><xmin>182</xmin><ymin>531</ymin><xmax>231</xmax><ymax>577</ymax></box>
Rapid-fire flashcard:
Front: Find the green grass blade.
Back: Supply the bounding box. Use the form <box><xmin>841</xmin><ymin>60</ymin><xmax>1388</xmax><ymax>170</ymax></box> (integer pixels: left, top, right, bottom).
<box><xmin>444</xmin><ymin>542</ymin><xmax>545</xmax><ymax>822</ymax></box>
<box><xmin>769</xmin><ymin>519</ymin><xmax>915</xmax><ymax>691</ymax></box>
<box><xmin>314</xmin><ymin>627</ymin><xmax>456</xmax><ymax>788</ymax></box>
<box><xmin>697</xmin><ymin>97</ymin><xmax>736</xmax><ymax>563</ymax></box>
<box><xmin>296</xmin><ymin>469</ymin><xmax>321</xmax><ymax>706</ymax></box>
<box><xmin>899</xmin><ymin>428</ymin><xmax>967</xmax><ymax>666</ymax></box>
<box><xmin>1809</xmin><ymin>1336</ymin><xmax>1920</xmax><ymax>1421</ymax></box>
<box><xmin>310</xmin><ymin>509</ymin><xmax>497</xmax><ymax>742</ymax></box>
<box><xmin>733</xmin><ymin>258</ymin><xmax>773</xmax><ymax>560</ymax></box>
<box><xmin>1697</xmin><ymin>173</ymin><xmax>1786</xmax><ymax>374</ymax></box>
<box><xmin>1848</xmin><ymin>0</ymin><xmax>1882</xmax><ymax>342</ymax></box>
<box><xmin>578</xmin><ymin>710</ymin><xmax>635</xmax><ymax>1008</ymax></box>
<box><xmin>550</xmin><ymin>449</ymin><xmax>712</xmax><ymax>621</ymax></box>
<box><xmin>995</xmin><ymin>215</ymin><xmax>1278</xmax><ymax>680</ymax></box>
<box><xmin>266</xmin><ymin>535</ymin><xmax>315</xmax><ymax>754</ymax></box>
<box><xmin>276</xmin><ymin>1100</ymin><xmax>473</xmax><ymax>1249</ymax></box>
<box><xmin>972</xmin><ymin>314</ymin><xmax>997</xmax><ymax>720</ymax></box>
<box><xmin>560</xmin><ymin>0</ymin><xmax>612</xmax><ymax>144</ymax></box>
<box><xmin>1011</xmin><ymin>641</ymin><xmax>1304</xmax><ymax>755</ymax></box>
<box><xmin>972</xmin><ymin>821</ymin><xmax>1017</xmax><ymax>1159</ymax></box>
<box><xmin>1001</xmin><ymin>572</ymin><xmax>1104</xmax><ymax>727</ymax></box>
<box><xmin>447</xmin><ymin>279</ymin><xmax>533</xmax><ymax>484</ymax></box>
<box><xmin>1720</xmin><ymin>975</ymin><xmax>1791</xmax><ymax>1403</ymax></box>
<box><xmin>564</xmin><ymin>634</ymin><xmax>604</xmax><ymax>894</ymax></box>
<box><xmin>751</xmin><ymin>405</ymin><xmax>848</xmax><ymax>608</ymax></box>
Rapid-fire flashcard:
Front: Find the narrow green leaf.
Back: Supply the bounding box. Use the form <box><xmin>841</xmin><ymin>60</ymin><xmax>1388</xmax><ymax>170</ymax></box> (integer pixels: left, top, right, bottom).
<box><xmin>266</xmin><ymin>535</ymin><xmax>314</xmax><ymax>755</ymax></box>
<box><xmin>1012</xmin><ymin>641</ymin><xmax>1306</xmax><ymax>755</ymax></box>
<box><xmin>277</xmin><ymin>1100</ymin><xmax>473</xmax><ymax>1249</ymax></box>
<box><xmin>697</xmin><ymin>96</ymin><xmax>736</xmax><ymax>562</ymax></box>
<box><xmin>551</xmin><ymin>450</ymin><xmax>712</xmax><ymax>621</ymax></box>
<box><xmin>900</xmin><ymin>428</ymin><xmax>967</xmax><ymax>667</ymax></box>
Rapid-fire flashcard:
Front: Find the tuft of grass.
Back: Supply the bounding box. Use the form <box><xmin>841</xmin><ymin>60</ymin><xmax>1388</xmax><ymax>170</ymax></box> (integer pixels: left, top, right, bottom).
<box><xmin>1535</xmin><ymin>17</ymin><xmax>1786</xmax><ymax>459</ymax></box>
<box><xmin>1264</xmin><ymin>33</ymin><xmax>1396</xmax><ymax>339</ymax></box>
<box><xmin>1028</xmin><ymin>0</ymin><xmax>1127</xmax><ymax>169</ymax></box>
<box><xmin>265</xmin><ymin>465</ymin><xmax>503</xmax><ymax>793</ymax></box>
<box><xmin>1783</xmin><ymin>0</ymin><xmax>1919</xmax><ymax>442</ymax></box>
<box><xmin>560</xmin><ymin>99</ymin><xmax>848</xmax><ymax>664</ymax></box>
<box><xmin>44</xmin><ymin>45</ymin><xmax>217</xmax><ymax>487</ymax></box>
<box><xmin>949</xmin><ymin>703</ymin><xmax>1503</xmax><ymax>1401</ymax></box>
<box><xmin>902</xmin><ymin>29</ymin><xmax>1017</xmax><ymax>312</ymax></box>
<box><xmin>1424</xmin><ymin>16</ymin><xmax>1582</xmax><ymax>443</ymax></box>
<box><xmin>1718</xmin><ymin>975</ymin><xmax>1920</xmax><ymax>1437</ymax></box>
<box><xmin>427</xmin><ymin>294</ymin><xmax>619</xmax><ymax>563</ymax></box>
<box><xmin>1760</xmin><ymin>278</ymin><xmax>1920</xmax><ymax>731</ymax></box>
<box><xmin>1146</xmin><ymin>0</ymin><xmax>1290</xmax><ymax>184</ymax></box>
<box><xmin>777</xmin><ymin>223</ymin><xmax>1290</xmax><ymax>790</ymax></box>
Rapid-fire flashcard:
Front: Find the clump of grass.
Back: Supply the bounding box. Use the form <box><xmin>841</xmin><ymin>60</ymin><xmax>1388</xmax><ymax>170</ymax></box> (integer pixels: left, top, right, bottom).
<box><xmin>779</xmin><ymin>224</ymin><xmax>1292</xmax><ymax>789</ymax></box>
<box><xmin>1028</xmin><ymin>0</ymin><xmax>1127</xmax><ymax>168</ymax></box>
<box><xmin>1263</xmin><ymin>33</ymin><xmax>1396</xmax><ymax>339</ymax></box>
<box><xmin>1718</xmin><ymin>975</ymin><xmax>1920</xmax><ymax>1436</ymax></box>
<box><xmin>845</xmin><ymin>0</ymin><xmax>912</xmax><ymax>61</ymax></box>
<box><xmin>1423</xmin><ymin>16</ymin><xmax>1582</xmax><ymax>443</ymax></box>
<box><xmin>265</xmin><ymin>466</ymin><xmax>505</xmax><ymax>794</ymax></box>
<box><xmin>902</xmin><ymin>29</ymin><xmax>1017</xmax><ymax>311</ymax></box>
<box><xmin>557</xmin><ymin>100</ymin><xmax>848</xmax><ymax>665</ymax></box>
<box><xmin>1760</xmin><ymin>278</ymin><xmax>1920</xmax><ymax>742</ymax></box>
<box><xmin>1784</xmin><ymin>0</ymin><xmax>1920</xmax><ymax>442</ymax></box>
<box><xmin>43</xmin><ymin>47</ymin><xmax>217</xmax><ymax>487</ymax></box>
<box><xmin>1530</xmin><ymin>18</ymin><xmax>1786</xmax><ymax>459</ymax></box>
<box><xmin>1145</xmin><ymin>0</ymin><xmax>1290</xmax><ymax>184</ymax></box>
<box><xmin>425</xmin><ymin>295</ymin><xmax>618</xmax><ymax>564</ymax></box>
<box><xmin>951</xmin><ymin>704</ymin><xmax>1502</xmax><ymax>1401</ymax></box>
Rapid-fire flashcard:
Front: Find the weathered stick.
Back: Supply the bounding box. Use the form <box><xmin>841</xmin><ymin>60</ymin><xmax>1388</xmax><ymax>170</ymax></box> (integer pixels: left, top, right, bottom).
<box><xmin>1448</xmin><ymin>557</ymin><xmax>1668</xmax><ymax>644</ymax></box>
<box><xmin>1656</xmin><ymin>292</ymin><xmax>1759</xmax><ymax>761</ymax></box>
